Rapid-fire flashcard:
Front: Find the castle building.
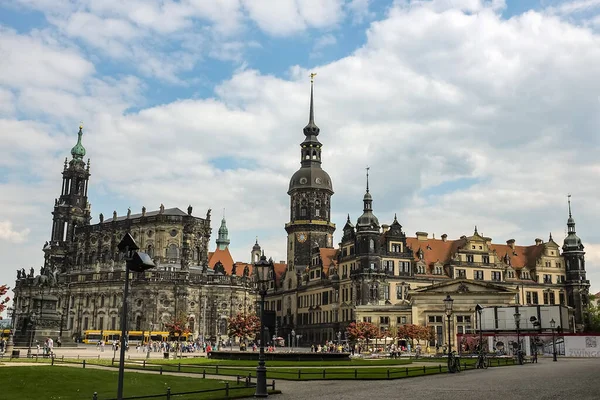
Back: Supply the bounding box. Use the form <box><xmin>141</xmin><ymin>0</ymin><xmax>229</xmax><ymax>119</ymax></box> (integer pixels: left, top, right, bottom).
<box><xmin>12</xmin><ymin>127</ymin><xmax>257</xmax><ymax>345</ymax></box>
<box><xmin>264</xmin><ymin>80</ymin><xmax>591</xmax><ymax>346</ymax></box>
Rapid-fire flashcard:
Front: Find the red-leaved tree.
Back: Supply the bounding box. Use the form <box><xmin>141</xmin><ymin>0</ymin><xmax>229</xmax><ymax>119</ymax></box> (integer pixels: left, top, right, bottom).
<box><xmin>164</xmin><ymin>312</ymin><xmax>191</xmax><ymax>338</ymax></box>
<box><xmin>346</xmin><ymin>321</ymin><xmax>381</xmax><ymax>345</ymax></box>
<box><xmin>397</xmin><ymin>324</ymin><xmax>435</xmax><ymax>347</ymax></box>
<box><xmin>0</xmin><ymin>285</ymin><xmax>10</xmax><ymax>320</ymax></box>
<box><xmin>227</xmin><ymin>313</ymin><xmax>260</xmax><ymax>341</ymax></box>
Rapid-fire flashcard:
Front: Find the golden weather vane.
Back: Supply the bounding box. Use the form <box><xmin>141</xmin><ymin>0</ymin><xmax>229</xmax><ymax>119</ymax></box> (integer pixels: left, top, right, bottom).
<box><xmin>310</xmin><ymin>72</ymin><xmax>317</xmax><ymax>83</ymax></box>
<box><xmin>79</xmin><ymin>121</ymin><xmax>84</xmax><ymax>130</ymax></box>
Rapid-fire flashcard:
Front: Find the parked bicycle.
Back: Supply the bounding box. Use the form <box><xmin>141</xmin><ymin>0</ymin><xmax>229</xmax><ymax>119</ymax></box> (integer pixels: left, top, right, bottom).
<box><xmin>448</xmin><ymin>351</ymin><xmax>461</xmax><ymax>373</ymax></box>
<box><xmin>475</xmin><ymin>350</ymin><xmax>489</xmax><ymax>369</ymax></box>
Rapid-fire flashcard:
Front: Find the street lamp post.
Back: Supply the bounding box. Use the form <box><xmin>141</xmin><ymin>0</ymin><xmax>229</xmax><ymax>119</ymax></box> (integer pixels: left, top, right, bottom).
<box><xmin>514</xmin><ymin>311</ymin><xmax>521</xmax><ymax>355</ymax></box>
<box><xmin>444</xmin><ymin>294</ymin><xmax>454</xmax><ymax>365</ymax></box>
<box><xmin>116</xmin><ymin>233</ymin><xmax>155</xmax><ymax>400</ymax></box>
<box><xmin>475</xmin><ymin>304</ymin><xmax>484</xmax><ymax>352</ymax></box>
<box><xmin>254</xmin><ymin>254</ymin><xmax>272</xmax><ymax>398</ymax></box>
<box><xmin>550</xmin><ymin>318</ymin><xmax>557</xmax><ymax>362</ymax></box>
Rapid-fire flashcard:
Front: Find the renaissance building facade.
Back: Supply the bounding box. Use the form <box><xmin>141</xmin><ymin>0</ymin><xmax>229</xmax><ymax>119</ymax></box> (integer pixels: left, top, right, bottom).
<box><xmin>12</xmin><ymin>127</ymin><xmax>257</xmax><ymax>345</ymax></box>
<box><xmin>263</xmin><ymin>80</ymin><xmax>591</xmax><ymax>347</ymax></box>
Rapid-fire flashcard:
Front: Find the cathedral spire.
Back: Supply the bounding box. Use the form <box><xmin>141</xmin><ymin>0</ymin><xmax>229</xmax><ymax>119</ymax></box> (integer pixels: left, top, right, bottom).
<box><xmin>363</xmin><ymin>166</ymin><xmax>372</xmax><ymax>211</ymax></box>
<box><xmin>71</xmin><ymin>125</ymin><xmax>86</xmax><ymax>160</ymax></box>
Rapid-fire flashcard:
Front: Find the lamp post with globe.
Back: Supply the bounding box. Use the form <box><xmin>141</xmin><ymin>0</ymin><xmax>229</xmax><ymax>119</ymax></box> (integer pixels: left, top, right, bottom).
<box><xmin>254</xmin><ymin>254</ymin><xmax>272</xmax><ymax>398</ymax></box>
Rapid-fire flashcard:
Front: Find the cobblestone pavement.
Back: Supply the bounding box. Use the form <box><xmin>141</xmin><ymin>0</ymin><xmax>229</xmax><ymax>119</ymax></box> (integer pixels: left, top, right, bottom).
<box><xmin>272</xmin><ymin>358</ymin><xmax>600</xmax><ymax>400</ymax></box>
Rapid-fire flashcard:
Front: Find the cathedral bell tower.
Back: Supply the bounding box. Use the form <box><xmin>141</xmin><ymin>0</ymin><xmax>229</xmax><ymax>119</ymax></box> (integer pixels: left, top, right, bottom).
<box><xmin>285</xmin><ymin>74</ymin><xmax>335</xmax><ymax>271</ymax></box>
<box><xmin>45</xmin><ymin>125</ymin><xmax>92</xmax><ymax>272</ymax></box>
<box><xmin>562</xmin><ymin>196</ymin><xmax>589</xmax><ymax>331</ymax></box>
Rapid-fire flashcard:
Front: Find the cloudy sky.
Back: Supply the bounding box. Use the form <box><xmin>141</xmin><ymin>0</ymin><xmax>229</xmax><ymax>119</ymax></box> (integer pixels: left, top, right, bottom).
<box><xmin>1</xmin><ymin>0</ymin><xmax>600</xmax><ymax>309</ymax></box>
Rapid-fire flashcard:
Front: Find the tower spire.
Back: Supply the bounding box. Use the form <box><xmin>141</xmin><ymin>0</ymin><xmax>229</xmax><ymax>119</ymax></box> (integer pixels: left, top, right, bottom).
<box><xmin>366</xmin><ymin>166</ymin><xmax>370</xmax><ymax>193</ymax></box>
<box><xmin>568</xmin><ymin>194</ymin><xmax>572</xmax><ymax>218</ymax></box>
<box><xmin>71</xmin><ymin>124</ymin><xmax>86</xmax><ymax>160</ymax></box>
<box><xmin>303</xmin><ymin>73</ymin><xmax>320</xmax><ymax>137</ymax></box>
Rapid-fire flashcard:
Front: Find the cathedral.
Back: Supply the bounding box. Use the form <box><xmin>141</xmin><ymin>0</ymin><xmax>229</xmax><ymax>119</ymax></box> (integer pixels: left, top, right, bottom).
<box><xmin>264</xmin><ymin>79</ymin><xmax>591</xmax><ymax>346</ymax></box>
<box><xmin>12</xmin><ymin>126</ymin><xmax>258</xmax><ymax>345</ymax></box>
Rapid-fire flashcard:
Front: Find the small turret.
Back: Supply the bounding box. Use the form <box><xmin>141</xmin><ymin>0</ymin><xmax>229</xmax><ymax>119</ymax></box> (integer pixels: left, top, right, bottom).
<box><xmin>71</xmin><ymin>126</ymin><xmax>86</xmax><ymax>160</ymax></box>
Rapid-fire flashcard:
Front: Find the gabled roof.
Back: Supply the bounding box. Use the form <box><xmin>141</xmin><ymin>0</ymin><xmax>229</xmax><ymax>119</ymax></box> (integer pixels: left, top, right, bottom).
<box><xmin>413</xmin><ymin>279</ymin><xmax>518</xmax><ymax>294</ymax></box>
<box><xmin>104</xmin><ymin>207</ymin><xmax>188</xmax><ymax>222</ymax></box>
<box><xmin>208</xmin><ymin>247</ymin><xmax>235</xmax><ymax>275</ymax></box>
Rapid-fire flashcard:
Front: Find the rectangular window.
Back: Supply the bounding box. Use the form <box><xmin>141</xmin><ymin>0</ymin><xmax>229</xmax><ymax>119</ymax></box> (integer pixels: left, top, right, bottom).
<box><xmin>379</xmin><ymin>316</ymin><xmax>390</xmax><ymax>324</ymax></box>
<box><xmin>83</xmin><ymin>317</ymin><xmax>89</xmax><ymax>330</ymax></box>
<box><xmin>466</xmin><ymin>255</ymin><xmax>474</xmax><ymax>263</ymax></box>
<box><xmin>315</xmin><ymin>208</ymin><xmax>320</xmax><ymax>217</ymax></box>
<box><xmin>277</xmin><ymin>300</ymin><xmax>282</xmax><ymax>311</ymax></box>
<box><xmin>491</xmin><ymin>271</ymin><xmax>501</xmax><ymax>281</ymax></box>
<box><xmin>98</xmin><ymin>317</ymin><xmax>104</xmax><ymax>330</ymax></box>
<box><xmin>483</xmin><ymin>255</ymin><xmax>489</xmax><ymax>264</ymax></box>
<box><xmin>559</xmin><ymin>292</ymin><xmax>565</xmax><ymax>305</ymax></box>
<box><xmin>456</xmin><ymin>269</ymin><xmax>466</xmax><ymax>278</ymax></box>
<box><xmin>474</xmin><ymin>270</ymin><xmax>484</xmax><ymax>280</ymax></box>
<box><xmin>363</xmin><ymin>317</ymin><xmax>371</xmax><ymax>323</ymax></box>
<box><xmin>543</xmin><ymin>291</ymin><xmax>549</xmax><ymax>305</ymax></box>
<box><xmin>543</xmin><ymin>274</ymin><xmax>552</xmax><ymax>284</ymax></box>
<box><xmin>384</xmin><ymin>285</ymin><xmax>390</xmax><ymax>300</ymax></box>
<box><xmin>532</xmin><ymin>292</ymin><xmax>539</xmax><ymax>304</ymax></box>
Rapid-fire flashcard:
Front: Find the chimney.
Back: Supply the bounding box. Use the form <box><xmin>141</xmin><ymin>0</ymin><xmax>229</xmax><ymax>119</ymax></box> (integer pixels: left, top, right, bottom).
<box><xmin>441</xmin><ymin>234</ymin><xmax>448</xmax><ymax>242</ymax></box>
<box><xmin>535</xmin><ymin>238</ymin><xmax>543</xmax><ymax>246</ymax></box>
<box><xmin>416</xmin><ymin>232</ymin><xmax>428</xmax><ymax>241</ymax></box>
<box><xmin>507</xmin><ymin>239</ymin><xmax>515</xmax><ymax>249</ymax></box>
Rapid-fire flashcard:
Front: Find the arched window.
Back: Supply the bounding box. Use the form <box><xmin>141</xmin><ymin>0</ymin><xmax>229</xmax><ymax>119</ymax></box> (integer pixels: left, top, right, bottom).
<box><xmin>369</xmin><ymin>239</ymin><xmax>375</xmax><ymax>252</ymax></box>
<box><xmin>100</xmin><ymin>295</ymin><xmax>105</xmax><ymax>307</ymax></box>
<box><xmin>166</xmin><ymin>244</ymin><xmax>179</xmax><ymax>259</ymax></box>
<box><xmin>312</xmin><ymin>150</ymin><xmax>317</xmax><ymax>159</ymax></box>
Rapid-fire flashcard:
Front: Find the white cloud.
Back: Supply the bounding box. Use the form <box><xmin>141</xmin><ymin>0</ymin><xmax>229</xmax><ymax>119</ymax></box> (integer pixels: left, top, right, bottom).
<box><xmin>347</xmin><ymin>0</ymin><xmax>375</xmax><ymax>23</ymax></box>
<box><xmin>241</xmin><ymin>0</ymin><xmax>345</xmax><ymax>35</ymax></box>
<box><xmin>2</xmin><ymin>0</ymin><xmax>600</xmax><ymax>295</ymax></box>
<box><xmin>0</xmin><ymin>88</ymin><xmax>15</xmax><ymax>116</ymax></box>
<box><xmin>0</xmin><ymin>221</ymin><xmax>30</xmax><ymax>243</ymax></box>
<box><xmin>0</xmin><ymin>27</ymin><xmax>94</xmax><ymax>91</ymax></box>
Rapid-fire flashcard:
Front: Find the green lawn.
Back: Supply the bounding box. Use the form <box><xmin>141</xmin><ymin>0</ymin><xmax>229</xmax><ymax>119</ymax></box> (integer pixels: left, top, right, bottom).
<box><xmin>0</xmin><ymin>366</ymin><xmax>258</xmax><ymax>400</ymax></box>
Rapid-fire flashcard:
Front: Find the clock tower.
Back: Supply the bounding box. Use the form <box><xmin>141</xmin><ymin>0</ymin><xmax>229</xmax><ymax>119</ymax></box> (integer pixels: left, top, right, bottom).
<box><xmin>285</xmin><ymin>76</ymin><xmax>335</xmax><ymax>272</ymax></box>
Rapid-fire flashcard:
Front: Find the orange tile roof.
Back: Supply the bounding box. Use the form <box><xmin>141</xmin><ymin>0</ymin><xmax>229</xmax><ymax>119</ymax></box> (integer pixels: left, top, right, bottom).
<box><xmin>319</xmin><ymin>248</ymin><xmax>339</xmax><ymax>273</ymax></box>
<box><xmin>233</xmin><ymin>261</ymin><xmax>253</xmax><ymax>276</ymax></box>
<box><xmin>406</xmin><ymin>237</ymin><xmax>464</xmax><ymax>267</ymax></box>
<box><xmin>488</xmin><ymin>243</ymin><xmax>543</xmax><ymax>270</ymax></box>
<box><xmin>406</xmin><ymin>237</ymin><xmax>546</xmax><ymax>271</ymax></box>
<box><xmin>273</xmin><ymin>263</ymin><xmax>287</xmax><ymax>284</ymax></box>
<box><xmin>207</xmin><ymin>247</ymin><xmax>235</xmax><ymax>275</ymax></box>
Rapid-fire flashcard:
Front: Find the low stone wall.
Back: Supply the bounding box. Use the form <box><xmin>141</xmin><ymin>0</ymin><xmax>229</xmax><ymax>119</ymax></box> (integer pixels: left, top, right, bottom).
<box><xmin>209</xmin><ymin>351</ymin><xmax>351</xmax><ymax>361</ymax></box>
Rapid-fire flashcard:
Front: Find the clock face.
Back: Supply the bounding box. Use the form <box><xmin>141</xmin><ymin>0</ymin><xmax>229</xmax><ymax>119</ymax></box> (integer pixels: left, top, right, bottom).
<box><xmin>297</xmin><ymin>232</ymin><xmax>307</xmax><ymax>243</ymax></box>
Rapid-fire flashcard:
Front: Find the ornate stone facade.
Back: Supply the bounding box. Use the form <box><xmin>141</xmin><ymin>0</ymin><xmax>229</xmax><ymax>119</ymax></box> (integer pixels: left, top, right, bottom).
<box><xmin>12</xmin><ymin>127</ymin><xmax>257</xmax><ymax>345</ymax></box>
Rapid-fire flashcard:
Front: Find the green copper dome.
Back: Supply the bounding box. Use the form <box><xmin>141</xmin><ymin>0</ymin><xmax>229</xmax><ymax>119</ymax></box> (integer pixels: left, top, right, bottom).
<box><xmin>71</xmin><ymin>126</ymin><xmax>86</xmax><ymax>160</ymax></box>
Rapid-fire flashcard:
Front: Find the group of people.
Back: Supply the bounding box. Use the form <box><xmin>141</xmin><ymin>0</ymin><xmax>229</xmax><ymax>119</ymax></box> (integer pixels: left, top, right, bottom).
<box><xmin>311</xmin><ymin>342</ymin><xmax>349</xmax><ymax>353</ymax></box>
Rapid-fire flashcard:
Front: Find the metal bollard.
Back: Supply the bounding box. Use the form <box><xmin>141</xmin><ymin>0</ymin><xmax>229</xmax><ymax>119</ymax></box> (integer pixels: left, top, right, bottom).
<box><xmin>387</xmin><ymin>369</ymin><xmax>390</xmax><ymax>379</ymax></box>
<box><xmin>143</xmin><ymin>360</ymin><xmax>146</xmax><ymax>368</ymax></box>
<box><xmin>439</xmin><ymin>365</ymin><xmax>442</xmax><ymax>373</ymax></box>
<box><xmin>178</xmin><ymin>363</ymin><xmax>181</xmax><ymax>372</ymax></box>
<box><xmin>83</xmin><ymin>360</ymin><xmax>86</xmax><ymax>369</ymax></box>
<box><xmin>225</xmin><ymin>382</ymin><xmax>230</xmax><ymax>397</ymax></box>
<box><xmin>354</xmin><ymin>369</ymin><xmax>357</xmax><ymax>378</ymax></box>
<box><xmin>93</xmin><ymin>392</ymin><xmax>98</xmax><ymax>400</ymax></box>
<box><xmin>166</xmin><ymin>387</ymin><xmax>171</xmax><ymax>400</ymax></box>
<box><xmin>52</xmin><ymin>357</ymin><xmax>55</xmax><ymax>366</ymax></box>
<box><xmin>272</xmin><ymin>380</ymin><xmax>276</xmax><ymax>390</ymax></box>
<box><xmin>160</xmin><ymin>367</ymin><xmax>163</xmax><ymax>375</ymax></box>
<box><xmin>423</xmin><ymin>365</ymin><xmax>426</xmax><ymax>374</ymax></box>
<box><xmin>322</xmin><ymin>369</ymin><xmax>326</xmax><ymax>379</ymax></box>
<box><xmin>216</xmin><ymin>365</ymin><xmax>219</xmax><ymax>374</ymax></box>
<box><xmin>298</xmin><ymin>369</ymin><xmax>301</xmax><ymax>379</ymax></box>
<box><xmin>203</xmin><ymin>369</ymin><xmax>206</xmax><ymax>378</ymax></box>
<box><xmin>237</xmin><ymin>375</ymin><xmax>240</xmax><ymax>384</ymax></box>
<box><xmin>405</xmin><ymin>367</ymin><xmax>409</xmax><ymax>376</ymax></box>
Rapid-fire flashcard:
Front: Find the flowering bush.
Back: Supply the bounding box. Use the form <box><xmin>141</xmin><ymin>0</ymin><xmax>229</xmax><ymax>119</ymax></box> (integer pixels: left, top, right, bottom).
<box><xmin>0</xmin><ymin>285</ymin><xmax>10</xmax><ymax>320</ymax></box>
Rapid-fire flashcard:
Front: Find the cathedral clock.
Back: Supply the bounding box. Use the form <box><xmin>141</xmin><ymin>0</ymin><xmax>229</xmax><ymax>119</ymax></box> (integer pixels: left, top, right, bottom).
<box><xmin>296</xmin><ymin>232</ymin><xmax>307</xmax><ymax>243</ymax></box>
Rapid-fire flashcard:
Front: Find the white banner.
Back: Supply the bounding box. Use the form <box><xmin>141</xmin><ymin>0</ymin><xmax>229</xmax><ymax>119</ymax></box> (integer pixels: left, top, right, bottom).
<box><xmin>564</xmin><ymin>336</ymin><xmax>600</xmax><ymax>357</ymax></box>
